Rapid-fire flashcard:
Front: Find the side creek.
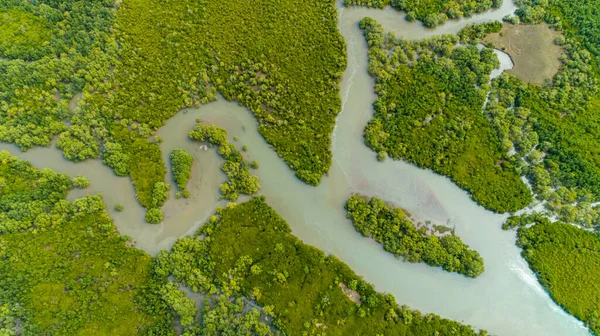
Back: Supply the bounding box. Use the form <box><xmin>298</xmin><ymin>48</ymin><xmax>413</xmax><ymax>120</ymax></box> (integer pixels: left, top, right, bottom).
<box><xmin>0</xmin><ymin>2</ymin><xmax>590</xmax><ymax>335</ymax></box>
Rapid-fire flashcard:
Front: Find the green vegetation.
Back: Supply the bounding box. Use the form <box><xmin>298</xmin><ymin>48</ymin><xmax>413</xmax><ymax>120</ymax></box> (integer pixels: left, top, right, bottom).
<box><xmin>0</xmin><ymin>0</ymin><xmax>115</xmax><ymax>150</ymax></box>
<box><xmin>0</xmin><ymin>9</ymin><xmax>52</xmax><ymax>60</ymax></box>
<box><xmin>1</xmin><ymin>0</ymin><xmax>347</xmax><ymax>225</ymax></box>
<box><xmin>359</xmin><ymin>17</ymin><xmax>531</xmax><ymax>213</ymax></box>
<box><xmin>551</xmin><ymin>0</ymin><xmax>600</xmax><ymax>57</ymax></box>
<box><xmin>345</xmin><ymin>0</ymin><xmax>500</xmax><ymax>28</ymax></box>
<box><xmin>73</xmin><ymin>174</ymin><xmax>90</xmax><ymax>188</ymax></box>
<box><xmin>0</xmin><ymin>0</ymin><xmax>346</xmax><ymax>226</ymax></box>
<box><xmin>482</xmin><ymin>4</ymin><xmax>600</xmax><ymax>229</ymax></box>
<box><xmin>108</xmin><ymin>0</ymin><xmax>215</xmax><ymax>127</ymax></box>
<box><xmin>189</xmin><ymin>121</ymin><xmax>259</xmax><ymax>201</ymax></box>
<box><xmin>515</xmin><ymin>219</ymin><xmax>600</xmax><ymax>335</ymax></box>
<box><xmin>158</xmin><ymin>282</ymin><xmax>197</xmax><ymax>327</ymax></box>
<box><xmin>0</xmin><ymin>150</ymin><xmax>73</xmax><ymax>233</ymax></box>
<box><xmin>204</xmin><ymin>0</ymin><xmax>346</xmax><ymax>185</ymax></box>
<box><xmin>0</xmin><ymin>211</ymin><xmax>163</xmax><ymax>335</ymax></box>
<box><xmin>145</xmin><ymin>208</ymin><xmax>164</xmax><ymax>224</ymax></box>
<box><xmin>345</xmin><ymin>195</ymin><xmax>484</xmax><ymax>277</ymax></box>
<box><xmin>115</xmin><ymin>204</ymin><xmax>124</xmax><ymax>212</ymax></box>
<box><xmin>155</xmin><ymin>197</ymin><xmax>487</xmax><ymax>335</ymax></box>
<box><xmin>0</xmin><ymin>0</ymin><xmax>169</xmax><ymax>223</ymax></box>
<box><xmin>486</xmin><ymin>2</ymin><xmax>600</xmax><ymax>333</ymax></box>
<box><xmin>170</xmin><ymin>149</ymin><xmax>194</xmax><ymax>196</ymax></box>
<box><xmin>106</xmin><ymin>0</ymin><xmax>346</xmax><ymax>187</ymax></box>
<box><xmin>458</xmin><ymin>21</ymin><xmax>503</xmax><ymax>44</ymax></box>
<box><xmin>183</xmin><ymin>296</ymin><xmax>275</xmax><ymax>336</ymax></box>
<box><xmin>0</xmin><ymin>151</ymin><xmax>178</xmax><ymax>335</ymax></box>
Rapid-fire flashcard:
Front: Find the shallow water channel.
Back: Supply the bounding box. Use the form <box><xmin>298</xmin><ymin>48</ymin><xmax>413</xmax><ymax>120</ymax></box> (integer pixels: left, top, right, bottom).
<box><xmin>0</xmin><ymin>2</ymin><xmax>591</xmax><ymax>335</ymax></box>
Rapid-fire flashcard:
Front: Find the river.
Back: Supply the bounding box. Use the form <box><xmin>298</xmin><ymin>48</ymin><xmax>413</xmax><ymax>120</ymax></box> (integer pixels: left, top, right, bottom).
<box><xmin>0</xmin><ymin>1</ymin><xmax>590</xmax><ymax>335</ymax></box>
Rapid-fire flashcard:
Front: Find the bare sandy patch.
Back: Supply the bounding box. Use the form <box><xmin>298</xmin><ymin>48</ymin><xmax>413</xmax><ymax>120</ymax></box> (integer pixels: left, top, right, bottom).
<box><xmin>484</xmin><ymin>23</ymin><xmax>563</xmax><ymax>86</ymax></box>
<box><xmin>339</xmin><ymin>282</ymin><xmax>362</xmax><ymax>305</ymax></box>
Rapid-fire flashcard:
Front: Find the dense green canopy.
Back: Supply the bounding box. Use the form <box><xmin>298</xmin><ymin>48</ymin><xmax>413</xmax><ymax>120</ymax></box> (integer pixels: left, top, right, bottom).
<box><xmin>359</xmin><ymin>17</ymin><xmax>531</xmax><ymax>213</ymax></box>
<box><xmin>345</xmin><ymin>0</ymin><xmax>501</xmax><ymax>28</ymax></box>
<box><xmin>156</xmin><ymin>197</ymin><xmax>487</xmax><ymax>336</ymax></box>
<box><xmin>345</xmin><ymin>195</ymin><xmax>484</xmax><ymax>277</ymax></box>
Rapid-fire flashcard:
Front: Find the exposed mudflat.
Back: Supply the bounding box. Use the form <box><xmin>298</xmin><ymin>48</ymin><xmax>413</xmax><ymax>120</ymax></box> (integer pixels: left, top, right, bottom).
<box><xmin>485</xmin><ymin>23</ymin><xmax>563</xmax><ymax>85</ymax></box>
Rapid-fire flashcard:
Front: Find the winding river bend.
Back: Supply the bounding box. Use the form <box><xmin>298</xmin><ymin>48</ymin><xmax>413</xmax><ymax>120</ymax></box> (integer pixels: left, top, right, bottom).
<box><xmin>0</xmin><ymin>2</ymin><xmax>591</xmax><ymax>335</ymax></box>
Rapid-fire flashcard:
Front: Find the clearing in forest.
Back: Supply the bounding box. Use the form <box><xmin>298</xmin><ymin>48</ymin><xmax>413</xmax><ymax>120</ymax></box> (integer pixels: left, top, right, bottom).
<box><xmin>484</xmin><ymin>23</ymin><xmax>563</xmax><ymax>86</ymax></box>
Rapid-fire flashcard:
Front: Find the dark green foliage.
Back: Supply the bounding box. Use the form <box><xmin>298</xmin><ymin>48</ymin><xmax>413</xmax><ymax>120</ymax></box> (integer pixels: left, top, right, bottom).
<box><xmin>0</xmin><ymin>211</ymin><xmax>162</xmax><ymax>335</ymax></box>
<box><xmin>0</xmin><ymin>152</ymin><xmax>192</xmax><ymax>335</ymax></box>
<box><xmin>2</xmin><ymin>0</ymin><xmax>346</xmax><ymax>222</ymax></box>
<box><xmin>183</xmin><ymin>296</ymin><xmax>274</xmax><ymax>336</ymax></box>
<box><xmin>345</xmin><ymin>0</ymin><xmax>495</xmax><ymax>27</ymax></box>
<box><xmin>64</xmin><ymin>0</ymin><xmax>346</xmax><ymax>190</ymax></box>
<box><xmin>458</xmin><ymin>21</ymin><xmax>503</xmax><ymax>44</ymax></box>
<box><xmin>554</xmin><ymin>0</ymin><xmax>600</xmax><ymax>57</ymax></box>
<box><xmin>501</xmin><ymin>213</ymin><xmax>546</xmax><ymax>230</ymax></box>
<box><xmin>514</xmin><ymin>1</ymin><xmax>548</xmax><ymax>24</ymax></box>
<box><xmin>359</xmin><ymin>18</ymin><xmax>531</xmax><ymax>213</ymax></box>
<box><xmin>170</xmin><ymin>149</ymin><xmax>194</xmax><ymax>194</ymax></box>
<box><xmin>145</xmin><ymin>207</ymin><xmax>164</xmax><ymax>225</ymax></box>
<box><xmin>0</xmin><ymin>150</ymin><xmax>72</xmax><ymax>233</ymax></box>
<box><xmin>73</xmin><ymin>174</ymin><xmax>90</xmax><ymax>188</ymax></box>
<box><xmin>0</xmin><ymin>0</ymin><xmax>115</xmax><ymax>149</ymax></box>
<box><xmin>345</xmin><ymin>195</ymin><xmax>484</xmax><ymax>277</ymax></box>
<box><xmin>517</xmin><ymin>221</ymin><xmax>600</xmax><ymax>335</ymax></box>
<box><xmin>487</xmin><ymin>43</ymin><xmax>600</xmax><ymax>228</ymax></box>
<box><xmin>491</xmin><ymin>2</ymin><xmax>600</xmax><ymax>334</ymax></box>
<box><xmin>189</xmin><ymin>121</ymin><xmax>259</xmax><ymax>201</ymax></box>
<box><xmin>205</xmin><ymin>0</ymin><xmax>346</xmax><ymax>185</ymax></box>
<box><xmin>157</xmin><ymin>198</ymin><xmax>487</xmax><ymax>336</ymax></box>
<box><xmin>0</xmin><ymin>152</ymin><xmax>172</xmax><ymax>334</ymax></box>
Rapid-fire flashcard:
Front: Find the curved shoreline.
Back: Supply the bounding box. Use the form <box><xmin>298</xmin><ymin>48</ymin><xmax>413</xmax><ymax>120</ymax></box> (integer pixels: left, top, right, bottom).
<box><xmin>0</xmin><ymin>1</ymin><xmax>591</xmax><ymax>335</ymax></box>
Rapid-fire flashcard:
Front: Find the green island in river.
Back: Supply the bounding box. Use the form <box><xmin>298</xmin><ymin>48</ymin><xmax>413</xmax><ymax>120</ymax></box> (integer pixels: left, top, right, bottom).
<box><xmin>1</xmin><ymin>0</ymin><xmax>600</xmax><ymax>335</ymax></box>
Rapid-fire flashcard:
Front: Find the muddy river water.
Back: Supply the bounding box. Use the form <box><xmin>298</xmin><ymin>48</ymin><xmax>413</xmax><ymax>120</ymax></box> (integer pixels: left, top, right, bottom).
<box><xmin>0</xmin><ymin>2</ymin><xmax>590</xmax><ymax>335</ymax></box>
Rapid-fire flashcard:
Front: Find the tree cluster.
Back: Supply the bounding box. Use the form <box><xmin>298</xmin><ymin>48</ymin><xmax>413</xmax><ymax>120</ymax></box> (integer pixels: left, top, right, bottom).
<box><xmin>170</xmin><ymin>149</ymin><xmax>194</xmax><ymax>197</ymax></box>
<box><xmin>189</xmin><ymin>121</ymin><xmax>260</xmax><ymax>201</ymax></box>
<box><xmin>488</xmin><ymin>4</ymin><xmax>600</xmax><ymax>333</ymax></box>
<box><xmin>345</xmin><ymin>0</ymin><xmax>499</xmax><ymax>28</ymax></box>
<box><xmin>183</xmin><ymin>296</ymin><xmax>275</xmax><ymax>336</ymax></box>
<box><xmin>516</xmin><ymin>220</ymin><xmax>600</xmax><ymax>335</ymax></box>
<box><xmin>0</xmin><ymin>0</ymin><xmax>115</xmax><ymax>150</ymax></box>
<box><xmin>345</xmin><ymin>195</ymin><xmax>484</xmax><ymax>277</ymax></box>
<box><xmin>2</xmin><ymin>0</ymin><xmax>347</xmax><ymax>226</ymax></box>
<box><xmin>483</xmin><ymin>17</ymin><xmax>600</xmax><ymax>230</ymax></box>
<box><xmin>154</xmin><ymin>197</ymin><xmax>488</xmax><ymax>336</ymax></box>
<box><xmin>359</xmin><ymin>17</ymin><xmax>532</xmax><ymax>213</ymax></box>
<box><xmin>0</xmin><ymin>151</ymin><xmax>177</xmax><ymax>334</ymax></box>
<box><xmin>458</xmin><ymin>21</ymin><xmax>503</xmax><ymax>44</ymax></box>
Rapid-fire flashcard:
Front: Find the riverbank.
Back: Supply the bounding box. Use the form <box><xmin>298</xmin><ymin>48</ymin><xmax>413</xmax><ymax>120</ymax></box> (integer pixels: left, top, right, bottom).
<box><xmin>0</xmin><ymin>1</ymin><xmax>591</xmax><ymax>334</ymax></box>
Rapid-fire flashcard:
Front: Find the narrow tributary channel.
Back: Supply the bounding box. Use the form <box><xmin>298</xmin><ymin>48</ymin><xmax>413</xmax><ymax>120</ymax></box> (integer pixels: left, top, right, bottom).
<box><xmin>0</xmin><ymin>1</ymin><xmax>590</xmax><ymax>335</ymax></box>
